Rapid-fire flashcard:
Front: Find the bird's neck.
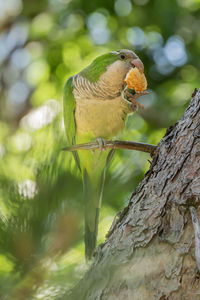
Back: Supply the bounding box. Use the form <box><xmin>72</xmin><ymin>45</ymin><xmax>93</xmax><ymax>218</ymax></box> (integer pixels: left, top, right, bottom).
<box><xmin>73</xmin><ymin>74</ymin><xmax>122</xmax><ymax>100</ymax></box>
<box><xmin>73</xmin><ymin>62</ymin><xmax>127</xmax><ymax>101</ymax></box>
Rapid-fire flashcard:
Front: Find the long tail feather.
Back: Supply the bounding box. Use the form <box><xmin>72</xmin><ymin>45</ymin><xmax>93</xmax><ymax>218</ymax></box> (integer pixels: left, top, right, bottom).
<box><xmin>83</xmin><ymin>170</ymin><xmax>103</xmax><ymax>260</ymax></box>
<box><xmin>84</xmin><ymin>206</ymin><xmax>100</xmax><ymax>260</ymax></box>
<box><xmin>83</xmin><ymin>149</ymin><xmax>115</xmax><ymax>260</ymax></box>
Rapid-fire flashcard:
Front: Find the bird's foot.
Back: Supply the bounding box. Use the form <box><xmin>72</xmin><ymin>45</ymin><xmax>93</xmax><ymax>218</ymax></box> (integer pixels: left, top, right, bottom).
<box><xmin>125</xmin><ymin>90</ymin><xmax>149</xmax><ymax>111</ymax></box>
<box><xmin>95</xmin><ymin>137</ymin><xmax>107</xmax><ymax>154</ymax></box>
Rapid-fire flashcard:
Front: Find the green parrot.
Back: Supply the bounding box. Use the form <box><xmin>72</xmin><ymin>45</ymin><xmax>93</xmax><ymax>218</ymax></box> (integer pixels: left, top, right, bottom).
<box><xmin>63</xmin><ymin>49</ymin><xmax>144</xmax><ymax>260</ymax></box>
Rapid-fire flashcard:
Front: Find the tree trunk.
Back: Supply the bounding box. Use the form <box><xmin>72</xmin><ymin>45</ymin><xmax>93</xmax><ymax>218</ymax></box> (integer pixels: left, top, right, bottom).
<box><xmin>67</xmin><ymin>89</ymin><xmax>200</xmax><ymax>300</ymax></box>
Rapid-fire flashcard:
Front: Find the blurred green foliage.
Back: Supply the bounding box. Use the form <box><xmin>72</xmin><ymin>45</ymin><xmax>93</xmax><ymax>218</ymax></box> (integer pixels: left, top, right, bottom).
<box><xmin>0</xmin><ymin>0</ymin><xmax>199</xmax><ymax>298</ymax></box>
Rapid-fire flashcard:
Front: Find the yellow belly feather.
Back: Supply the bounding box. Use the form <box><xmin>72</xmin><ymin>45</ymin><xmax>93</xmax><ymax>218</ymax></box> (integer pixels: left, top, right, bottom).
<box><xmin>75</xmin><ymin>96</ymin><xmax>132</xmax><ymax>139</ymax></box>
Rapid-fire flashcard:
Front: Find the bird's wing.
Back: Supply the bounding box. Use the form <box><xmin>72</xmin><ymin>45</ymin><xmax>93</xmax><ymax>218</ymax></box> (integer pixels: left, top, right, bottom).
<box><xmin>63</xmin><ymin>76</ymin><xmax>76</xmax><ymax>145</ymax></box>
<box><xmin>63</xmin><ymin>76</ymin><xmax>81</xmax><ymax>170</ymax></box>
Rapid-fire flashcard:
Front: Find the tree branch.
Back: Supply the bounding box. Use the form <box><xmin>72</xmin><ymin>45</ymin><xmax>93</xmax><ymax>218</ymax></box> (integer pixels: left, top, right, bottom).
<box><xmin>62</xmin><ymin>140</ymin><xmax>157</xmax><ymax>155</ymax></box>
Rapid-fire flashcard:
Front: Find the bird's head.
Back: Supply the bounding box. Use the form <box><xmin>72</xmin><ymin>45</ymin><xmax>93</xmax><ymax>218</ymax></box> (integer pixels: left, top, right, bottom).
<box><xmin>112</xmin><ymin>49</ymin><xmax>144</xmax><ymax>73</ymax></box>
<box><xmin>100</xmin><ymin>49</ymin><xmax>144</xmax><ymax>91</ymax></box>
<box><xmin>80</xmin><ymin>49</ymin><xmax>144</xmax><ymax>90</ymax></box>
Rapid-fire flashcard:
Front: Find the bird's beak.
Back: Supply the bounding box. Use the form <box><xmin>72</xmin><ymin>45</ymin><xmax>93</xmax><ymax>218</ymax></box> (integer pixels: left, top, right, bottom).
<box><xmin>130</xmin><ymin>58</ymin><xmax>144</xmax><ymax>73</ymax></box>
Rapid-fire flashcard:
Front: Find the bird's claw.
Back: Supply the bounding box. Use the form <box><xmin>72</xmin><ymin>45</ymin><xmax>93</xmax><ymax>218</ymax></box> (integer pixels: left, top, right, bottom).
<box><xmin>125</xmin><ymin>90</ymin><xmax>150</xmax><ymax>111</ymax></box>
<box><xmin>95</xmin><ymin>138</ymin><xmax>107</xmax><ymax>154</ymax></box>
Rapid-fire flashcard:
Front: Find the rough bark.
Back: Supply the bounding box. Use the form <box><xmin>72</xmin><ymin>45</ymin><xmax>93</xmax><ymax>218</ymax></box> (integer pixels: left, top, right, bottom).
<box><xmin>67</xmin><ymin>89</ymin><xmax>200</xmax><ymax>300</ymax></box>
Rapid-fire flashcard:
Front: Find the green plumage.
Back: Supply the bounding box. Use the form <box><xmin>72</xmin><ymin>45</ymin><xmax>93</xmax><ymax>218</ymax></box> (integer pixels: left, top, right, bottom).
<box><xmin>63</xmin><ymin>76</ymin><xmax>80</xmax><ymax>170</ymax></box>
<box><xmin>63</xmin><ymin>76</ymin><xmax>76</xmax><ymax>145</ymax></box>
<box><xmin>63</xmin><ymin>49</ymin><xmax>139</xmax><ymax>260</ymax></box>
<box><xmin>63</xmin><ymin>75</ymin><xmax>112</xmax><ymax>259</ymax></box>
<box><xmin>75</xmin><ymin>134</ymin><xmax>113</xmax><ymax>259</ymax></box>
<box><xmin>63</xmin><ymin>75</ymin><xmax>106</xmax><ymax>259</ymax></box>
<box><xmin>82</xmin><ymin>148</ymin><xmax>115</xmax><ymax>259</ymax></box>
<box><xmin>80</xmin><ymin>52</ymin><xmax>118</xmax><ymax>83</ymax></box>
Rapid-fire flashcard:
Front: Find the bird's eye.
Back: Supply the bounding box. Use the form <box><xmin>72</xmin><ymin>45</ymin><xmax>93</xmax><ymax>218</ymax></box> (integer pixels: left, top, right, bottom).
<box><xmin>120</xmin><ymin>54</ymin><xmax>126</xmax><ymax>60</ymax></box>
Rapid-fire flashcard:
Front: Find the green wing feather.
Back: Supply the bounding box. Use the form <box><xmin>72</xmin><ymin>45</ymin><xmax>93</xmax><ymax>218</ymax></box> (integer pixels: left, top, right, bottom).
<box><xmin>63</xmin><ymin>76</ymin><xmax>76</xmax><ymax>145</ymax></box>
<box><xmin>63</xmin><ymin>76</ymin><xmax>80</xmax><ymax>170</ymax></box>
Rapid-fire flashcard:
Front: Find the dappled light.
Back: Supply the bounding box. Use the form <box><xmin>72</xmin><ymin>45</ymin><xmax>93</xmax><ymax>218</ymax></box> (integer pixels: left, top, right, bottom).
<box><xmin>0</xmin><ymin>0</ymin><xmax>200</xmax><ymax>298</ymax></box>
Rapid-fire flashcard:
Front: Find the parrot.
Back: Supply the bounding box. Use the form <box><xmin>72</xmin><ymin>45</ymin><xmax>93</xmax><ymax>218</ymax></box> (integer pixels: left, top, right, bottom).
<box><xmin>63</xmin><ymin>49</ymin><xmax>145</xmax><ymax>260</ymax></box>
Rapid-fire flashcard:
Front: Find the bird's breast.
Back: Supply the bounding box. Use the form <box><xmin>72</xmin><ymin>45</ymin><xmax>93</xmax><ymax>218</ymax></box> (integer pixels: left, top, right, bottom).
<box><xmin>75</xmin><ymin>96</ymin><xmax>132</xmax><ymax>139</ymax></box>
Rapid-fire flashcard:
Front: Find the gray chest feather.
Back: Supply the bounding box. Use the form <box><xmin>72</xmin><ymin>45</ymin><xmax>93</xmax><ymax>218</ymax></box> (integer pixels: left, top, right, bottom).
<box><xmin>73</xmin><ymin>70</ymin><xmax>132</xmax><ymax>139</ymax></box>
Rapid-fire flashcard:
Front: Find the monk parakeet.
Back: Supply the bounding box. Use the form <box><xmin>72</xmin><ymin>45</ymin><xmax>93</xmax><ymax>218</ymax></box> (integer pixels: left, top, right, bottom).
<box><xmin>63</xmin><ymin>49</ymin><xmax>144</xmax><ymax>260</ymax></box>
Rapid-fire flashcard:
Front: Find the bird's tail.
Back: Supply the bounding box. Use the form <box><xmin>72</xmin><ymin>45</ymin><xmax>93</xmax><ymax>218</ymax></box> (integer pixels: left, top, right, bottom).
<box><xmin>83</xmin><ymin>169</ymin><xmax>104</xmax><ymax>260</ymax></box>
<box><xmin>83</xmin><ymin>149</ymin><xmax>115</xmax><ymax>260</ymax></box>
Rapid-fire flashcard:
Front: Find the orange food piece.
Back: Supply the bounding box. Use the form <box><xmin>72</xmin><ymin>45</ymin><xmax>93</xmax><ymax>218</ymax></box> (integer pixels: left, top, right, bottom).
<box><xmin>125</xmin><ymin>67</ymin><xmax>147</xmax><ymax>93</ymax></box>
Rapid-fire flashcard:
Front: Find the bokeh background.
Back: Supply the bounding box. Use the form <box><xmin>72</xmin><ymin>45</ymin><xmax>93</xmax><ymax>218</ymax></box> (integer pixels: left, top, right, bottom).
<box><xmin>0</xmin><ymin>0</ymin><xmax>199</xmax><ymax>298</ymax></box>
